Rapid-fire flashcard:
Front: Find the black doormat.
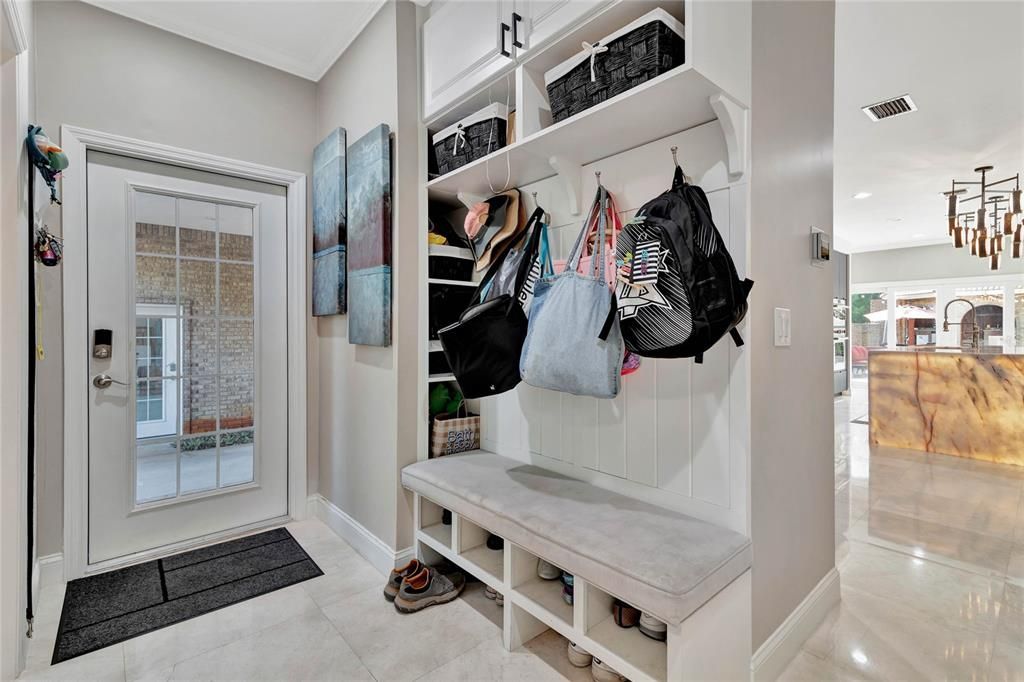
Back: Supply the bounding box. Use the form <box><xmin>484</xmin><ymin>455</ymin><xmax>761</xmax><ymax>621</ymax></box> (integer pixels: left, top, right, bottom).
<box><xmin>52</xmin><ymin>527</ymin><xmax>322</xmax><ymax>664</ymax></box>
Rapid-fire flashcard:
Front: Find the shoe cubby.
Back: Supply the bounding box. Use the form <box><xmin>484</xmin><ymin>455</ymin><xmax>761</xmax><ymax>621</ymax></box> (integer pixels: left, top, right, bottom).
<box><xmin>508</xmin><ymin>545</ymin><xmax>574</xmax><ymax>631</ymax></box>
<box><xmin>580</xmin><ymin>581</ymin><xmax>667</xmax><ymax>682</ymax></box>
<box><xmin>416</xmin><ymin>496</ymin><xmax>452</xmax><ymax>552</ymax></box>
<box><xmin>455</xmin><ymin>517</ymin><xmax>504</xmax><ymax>586</ymax></box>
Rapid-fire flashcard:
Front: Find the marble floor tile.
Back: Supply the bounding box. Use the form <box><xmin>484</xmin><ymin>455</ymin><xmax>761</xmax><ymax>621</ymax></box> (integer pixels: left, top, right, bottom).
<box><xmin>166</xmin><ymin>611</ymin><xmax>372</xmax><ymax>681</ymax></box>
<box><xmin>17</xmin><ymin>645</ymin><xmax>126</xmax><ymax>682</ymax></box>
<box><xmin>778</xmin><ymin>651</ymin><xmax>867</xmax><ymax>681</ymax></box>
<box><xmin>803</xmin><ymin>585</ymin><xmax>993</xmax><ymax>681</ymax></box>
<box><xmin>872</xmin><ymin>488</ymin><xmax>1021</xmax><ymax>541</ymax></box>
<box><xmin>321</xmin><ymin>583</ymin><xmax>499</xmax><ymax>682</ymax></box>
<box><xmin>416</xmin><ymin>630</ymin><xmax>592</xmax><ymax>682</ymax></box>
<box><xmin>1009</xmin><ymin>544</ymin><xmax>1024</xmax><ymax>585</ymax></box>
<box><xmin>459</xmin><ymin>580</ymin><xmax>505</xmax><ymax>629</ymax></box>
<box><xmin>298</xmin><ymin>549</ymin><xmax>386</xmax><ymax>608</ymax></box>
<box><xmin>840</xmin><ymin>528</ymin><xmax>1005</xmax><ymax>636</ymax></box>
<box><xmin>848</xmin><ymin>508</ymin><xmax>1015</xmax><ymax>575</ymax></box>
<box><xmin>124</xmin><ymin>583</ymin><xmax>320</xmax><ymax>680</ymax></box>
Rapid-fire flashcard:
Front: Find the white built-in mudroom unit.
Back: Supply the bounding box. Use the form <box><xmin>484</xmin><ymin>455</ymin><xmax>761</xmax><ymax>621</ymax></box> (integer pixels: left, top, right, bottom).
<box><xmin>410</xmin><ymin>2</ymin><xmax>754</xmax><ymax>680</ymax></box>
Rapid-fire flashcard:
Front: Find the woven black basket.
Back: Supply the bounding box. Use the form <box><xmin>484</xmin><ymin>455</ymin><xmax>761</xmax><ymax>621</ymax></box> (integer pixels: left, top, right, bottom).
<box><xmin>433</xmin><ymin>115</ymin><xmax>507</xmax><ymax>176</ymax></box>
<box><xmin>547</xmin><ymin>19</ymin><xmax>685</xmax><ymax>124</ymax></box>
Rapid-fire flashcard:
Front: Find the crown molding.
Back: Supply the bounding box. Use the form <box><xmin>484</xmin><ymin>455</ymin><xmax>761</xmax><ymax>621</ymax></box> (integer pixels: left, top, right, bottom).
<box><xmin>2</xmin><ymin>0</ymin><xmax>29</xmax><ymax>57</ymax></box>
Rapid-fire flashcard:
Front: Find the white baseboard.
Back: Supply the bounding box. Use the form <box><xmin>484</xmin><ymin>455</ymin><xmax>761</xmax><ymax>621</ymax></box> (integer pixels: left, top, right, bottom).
<box><xmin>307</xmin><ymin>495</ymin><xmax>413</xmax><ymax>577</ymax></box>
<box><xmin>751</xmin><ymin>567</ymin><xmax>840</xmax><ymax>682</ymax></box>
<box><xmin>37</xmin><ymin>553</ymin><xmax>64</xmax><ymax>589</ymax></box>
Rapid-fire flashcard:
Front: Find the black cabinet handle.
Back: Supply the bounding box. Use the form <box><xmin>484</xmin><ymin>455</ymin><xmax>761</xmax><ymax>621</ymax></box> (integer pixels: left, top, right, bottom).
<box><xmin>500</xmin><ymin>22</ymin><xmax>511</xmax><ymax>57</ymax></box>
<box><xmin>512</xmin><ymin>12</ymin><xmax>523</xmax><ymax>48</ymax></box>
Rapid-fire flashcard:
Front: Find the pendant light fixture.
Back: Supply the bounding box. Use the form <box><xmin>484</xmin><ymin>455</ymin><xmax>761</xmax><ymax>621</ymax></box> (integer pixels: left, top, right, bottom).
<box><xmin>942</xmin><ymin>166</ymin><xmax>1021</xmax><ymax>269</ymax></box>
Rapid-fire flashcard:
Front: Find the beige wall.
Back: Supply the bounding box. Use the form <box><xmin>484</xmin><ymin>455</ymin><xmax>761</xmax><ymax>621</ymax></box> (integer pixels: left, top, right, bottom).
<box><xmin>852</xmin><ymin>243</ymin><xmax>1024</xmax><ymax>285</ymax></box>
<box><xmin>32</xmin><ymin>0</ymin><xmax>317</xmax><ymax>556</ymax></box>
<box><xmin>749</xmin><ymin>0</ymin><xmax>836</xmax><ymax>650</ymax></box>
<box><xmin>313</xmin><ymin>1</ymin><xmax>420</xmax><ymax>552</ymax></box>
<box><xmin>1</xmin><ymin>1</ymin><xmax>35</xmax><ymax>676</ymax></box>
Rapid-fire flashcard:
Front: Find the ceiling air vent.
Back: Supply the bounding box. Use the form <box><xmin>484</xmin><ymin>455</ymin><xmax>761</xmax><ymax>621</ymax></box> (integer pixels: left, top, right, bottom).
<box><xmin>861</xmin><ymin>95</ymin><xmax>917</xmax><ymax>122</ymax></box>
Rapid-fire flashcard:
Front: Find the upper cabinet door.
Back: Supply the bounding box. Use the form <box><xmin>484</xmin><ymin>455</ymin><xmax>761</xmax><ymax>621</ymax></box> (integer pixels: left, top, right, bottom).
<box><xmin>423</xmin><ymin>0</ymin><xmax>517</xmax><ymax>120</ymax></box>
<box><xmin>515</xmin><ymin>0</ymin><xmax>610</xmax><ymax>56</ymax></box>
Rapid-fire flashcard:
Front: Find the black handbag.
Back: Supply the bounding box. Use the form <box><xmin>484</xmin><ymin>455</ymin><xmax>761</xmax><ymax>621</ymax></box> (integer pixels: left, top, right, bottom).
<box><xmin>438</xmin><ymin>208</ymin><xmax>544</xmax><ymax>399</ymax></box>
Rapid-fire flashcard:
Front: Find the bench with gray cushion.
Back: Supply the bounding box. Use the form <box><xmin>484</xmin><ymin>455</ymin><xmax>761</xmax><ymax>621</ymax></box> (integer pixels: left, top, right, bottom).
<box><xmin>401</xmin><ymin>451</ymin><xmax>751</xmax><ymax>628</ymax></box>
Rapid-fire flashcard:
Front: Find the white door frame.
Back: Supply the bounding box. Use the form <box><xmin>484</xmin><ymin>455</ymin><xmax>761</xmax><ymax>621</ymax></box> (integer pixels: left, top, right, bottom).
<box><xmin>60</xmin><ymin>125</ymin><xmax>308</xmax><ymax>580</ymax></box>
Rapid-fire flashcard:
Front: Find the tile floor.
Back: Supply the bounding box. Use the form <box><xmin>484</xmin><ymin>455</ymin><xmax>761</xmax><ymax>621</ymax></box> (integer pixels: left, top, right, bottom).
<box><xmin>18</xmin><ymin>376</ymin><xmax>1024</xmax><ymax>681</ymax></box>
<box><xmin>18</xmin><ymin>519</ymin><xmax>590</xmax><ymax>682</ymax></box>
<box><xmin>781</xmin><ymin>377</ymin><xmax>1024</xmax><ymax>681</ymax></box>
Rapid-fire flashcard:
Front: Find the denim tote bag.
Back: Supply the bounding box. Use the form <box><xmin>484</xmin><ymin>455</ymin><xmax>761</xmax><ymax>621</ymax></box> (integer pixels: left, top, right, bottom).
<box><xmin>520</xmin><ymin>188</ymin><xmax>624</xmax><ymax>398</ymax></box>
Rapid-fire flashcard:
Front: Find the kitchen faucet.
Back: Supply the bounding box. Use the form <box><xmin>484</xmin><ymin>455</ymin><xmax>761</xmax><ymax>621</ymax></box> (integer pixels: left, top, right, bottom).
<box><xmin>942</xmin><ymin>298</ymin><xmax>980</xmax><ymax>350</ymax></box>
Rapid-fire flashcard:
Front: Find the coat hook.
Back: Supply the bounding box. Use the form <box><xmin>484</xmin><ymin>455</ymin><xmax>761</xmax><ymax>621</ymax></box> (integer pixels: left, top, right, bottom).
<box><xmin>595</xmin><ymin>170</ymin><xmax>602</xmax><ymax>185</ymax></box>
<box><xmin>671</xmin><ymin>146</ymin><xmax>679</xmax><ymax>167</ymax></box>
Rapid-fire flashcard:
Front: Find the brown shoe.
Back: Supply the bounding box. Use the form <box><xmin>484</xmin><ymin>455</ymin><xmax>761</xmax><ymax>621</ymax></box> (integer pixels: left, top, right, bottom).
<box><xmin>384</xmin><ymin>559</ymin><xmax>423</xmax><ymax>601</ymax></box>
<box><xmin>393</xmin><ymin>566</ymin><xmax>465</xmax><ymax>613</ymax></box>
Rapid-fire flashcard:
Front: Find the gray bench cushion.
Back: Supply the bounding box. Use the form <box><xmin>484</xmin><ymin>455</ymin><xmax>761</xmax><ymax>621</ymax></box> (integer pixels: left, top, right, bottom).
<box><xmin>402</xmin><ymin>452</ymin><xmax>751</xmax><ymax>626</ymax></box>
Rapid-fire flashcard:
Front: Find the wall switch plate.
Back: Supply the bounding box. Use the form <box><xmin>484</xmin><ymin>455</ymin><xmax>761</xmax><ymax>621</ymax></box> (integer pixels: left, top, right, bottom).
<box><xmin>774</xmin><ymin>307</ymin><xmax>791</xmax><ymax>347</ymax></box>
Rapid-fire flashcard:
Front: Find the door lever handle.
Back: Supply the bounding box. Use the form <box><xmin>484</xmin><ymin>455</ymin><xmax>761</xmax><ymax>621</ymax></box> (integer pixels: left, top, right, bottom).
<box><xmin>93</xmin><ymin>373</ymin><xmax>128</xmax><ymax>389</ymax></box>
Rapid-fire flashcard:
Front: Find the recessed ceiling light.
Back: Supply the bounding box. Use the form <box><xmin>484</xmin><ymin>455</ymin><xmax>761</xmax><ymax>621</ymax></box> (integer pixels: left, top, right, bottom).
<box><xmin>852</xmin><ymin>192</ymin><xmax>872</xmax><ymax>200</ymax></box>
<box><xmin>912</xmin><ymin>232</ymin><xmax>925</xmax><ymax>238</ymax></box>
<box><xmin>887</xmin><ymin>217</ymin><xmax>903</xmax><ymax>223</ymax></box>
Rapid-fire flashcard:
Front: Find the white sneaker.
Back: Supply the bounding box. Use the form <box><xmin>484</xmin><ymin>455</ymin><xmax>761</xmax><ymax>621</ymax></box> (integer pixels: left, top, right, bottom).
<box><xmin>537</xmin><ymin>559</ymin><xmax>561</xmax><ymax>580</ymax></box>
<box><xmin>484</xmin><ymin>586</ymin><xmax>497</xmax><ymax>600</ymax></box>
<box><xmin>566</xmin><ymin>641</ymin><xmax>592</xmax><ymax>668</ymax></box>
<box><xmin>638</xmin><ymin>612</ymin><xmax>667</xmax><ymax>641</ymax></box>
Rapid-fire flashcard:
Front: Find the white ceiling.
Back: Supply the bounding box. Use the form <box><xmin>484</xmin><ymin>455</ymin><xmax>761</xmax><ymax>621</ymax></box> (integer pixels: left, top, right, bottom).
<box><xmin>84</xmin><ymin>0</ymin><xmax>387</xmax><ymax>81</ymax></box>
<box><xmin>834</xmin><ymin>0</ymin><xmax>1024</xmax><ymax>254</ymax></box>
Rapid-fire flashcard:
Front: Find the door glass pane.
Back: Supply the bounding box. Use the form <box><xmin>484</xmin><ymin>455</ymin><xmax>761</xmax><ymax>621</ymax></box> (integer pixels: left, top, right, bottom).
<box><xmin>219</xmin><ymin>374</ymin><xmax>254</xmax><ymax>431</ymax></box>
<box><xmin>219</xmin><ymin>263</ymin><xmax>254</xmax><ymax>317</ymax></box>
<box><xmin>182</xmin><ymin>376</ymin><xmax>217</xmax><ymax>435</ymax></box>
<box><xmin>133</xmin><ymin>192</ymin><xmax>258</xmax><ymax>506</ymax></box>
<box><xmin>220</xmin><ymin>430</ymin><xmax>254</xmax><ymax>487</ymax></box>
<box><xmin>182</xmin><ymin>317</ymin><xmax>217</xmax><ymax>377</ymax></box>
<box><xmin>180</xmin><ymin>260</ymin><xmax>216</xmax><ymax>316</ymax></box>
<box><xmin>136</xmin><ymin>256</ymin><xmax>176</xmax><ymax>306</ymax></box>
<box><xmin>135</xmin><ymin>192</ymin><xmax>176</xmax><ymax>255</ymax></box>
<box><xmin>219</xmin><ymin>204</ymin><xmax>253</xmax><ymax>261</ymax></box>
<box><xmin>219</xmin><ymin>320</ymin><xmax>254</xmax><ymax>374</ymax></box>
<box><xmin>179</xmin><ymin>199</ymin><xmax>217</xmax><ymax>258</ymax></box>
<box><xmin>952</xmin><ymin>286</ymin><xmax>1004</xmax><ymax>350</ymax></box>
<box><xmin>180</xmin><ymin>436</ymin><xmax>217</xmax><ymax>494</ymax></box>
<box><xmin>894</xmin><ymin>290</ymin><xmax>936</xmax><ymax>347</ymax></box>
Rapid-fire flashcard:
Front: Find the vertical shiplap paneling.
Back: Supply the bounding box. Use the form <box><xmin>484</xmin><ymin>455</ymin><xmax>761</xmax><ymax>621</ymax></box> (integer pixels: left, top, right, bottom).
<box><xmin>690</xmin><ymin>189</ymin><xmax>732</xmax><ymax>507</ymax></box>
<box><xmin>519</xmin><ymin>383</ymin><xmax>544</xmax><ymax>454</ymax></box>
<box><xmin>597</xmin><ymin>387</ymin><xmax>627</xmax><ymax>478</ymax></box>
<box><xmin>568</xmin><ymin>395</ymin><xmax>600</xmax><ymax>470</ymax></box>
<box><xmin>656</xmin><ymin>357</ymin><xmax>693</xmax><ymax>495</ymax></box>
<box><xmin>624</xmin><ymin>358</ymin><xmax>657</xmax><ymax>486</ymax></box>
<box><xmin>540</xmin><ymin>388</ymin><xmax>565</xmax><ymax>460</ymax></box>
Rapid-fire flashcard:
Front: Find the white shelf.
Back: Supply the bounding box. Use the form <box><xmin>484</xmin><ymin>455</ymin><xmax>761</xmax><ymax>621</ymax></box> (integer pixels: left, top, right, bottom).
<box><xmin>428</xmin><ymin>277</ymin><xmax>477</xmax><ymax>288</ymax></box>
<box><xmin>515</xmin><ymin>577</ymin><xmax>573</xmax><ymax>628</ymax></box>
<box><xmin>588</xmin><ymin>614</ymin><xmax>667</xmax><ymax>682</ymax></box>
<box><xmin>427</xmin><ymin>66</ymin><xmax>728</xmax><ymax>201</ymax></box>
<box><xmin>421</xmin><ymin>522</ymin><xmax>452</xmax><ymax>550</ymax></box>
<box><xmin>428</xmin><ymin>243</ymin><xmax>474</xmax><ymax>260</ymax></box>
<box><xmin>428</xmin><ymin>373</ymin><xmax>455</xmax><ymax>383</ymax></box>
<box><xmin>461</xmin><ymin>544</ymin><xmax>504</xmax><ymax>584</ymax></box>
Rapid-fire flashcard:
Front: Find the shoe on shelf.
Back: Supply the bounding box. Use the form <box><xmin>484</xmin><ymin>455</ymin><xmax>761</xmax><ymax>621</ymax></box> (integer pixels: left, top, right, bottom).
<box><xmin>612</xmin><ymin>599</ymin><xmax>641</xmax><ymax>628</ymax></box>
<box><xmin>495</xmin><ymin>592</ymin><xmax>504</xmax><ymax>607</ymax></box>
<box><xmin>384</xmin><ymin>559</ymin><xmax>423</xmax><ymax>602</ymax></box>
<box><xmin>393</xmin><ymin>566</ymin><xmax>466</xmax><ymax>614</ymax></box>
<box><xmin>537</xmin><ymin>559</ymin><xmax>561</xmax><ymax>580</ymax></box>
<box><xmin>486</xmin><ymin>533</ymin><xmax>504</xmax><ymax>551</ymax></box>
<box><xmin>566</xmin><ymin>641</ymin><xmax>593</xmax><ymax>668</ymax></box>
<box><xmin>591</xmin><ymin>658</ymin><xmax>626</xmax><ymax>682</ymax></box>
<box><xmin>484</xmin><ymin>586</ymin><xmax>498</xmax><ymax>600</ymax></box>
<box><xmin>560</xmin><ymin>572</ymin><xmax>574</xmax><ymax>605</ymax></box>
<box><xmin>638</xmin><ymin>612</ymin><xmax>667</xmax><ymax>641</ymax></box>
<box><xmin>442</xmin><ymin>509</ymin><xmax>452</xmax><ymax>525</ymax></box>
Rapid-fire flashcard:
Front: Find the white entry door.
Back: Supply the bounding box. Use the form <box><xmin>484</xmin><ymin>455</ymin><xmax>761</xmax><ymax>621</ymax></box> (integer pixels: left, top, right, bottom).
<box><xmin>87</xmin><ymin>151</ymin><xmax>289</xmax><ymax>565</ymax></box>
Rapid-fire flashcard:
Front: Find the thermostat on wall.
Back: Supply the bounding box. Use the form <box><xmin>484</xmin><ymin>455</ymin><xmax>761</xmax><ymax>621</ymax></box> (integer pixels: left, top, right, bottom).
<box><xmin>811</xmin><ymin>227</ymin><xmax>830</xmax><ymax>265</ymax></box>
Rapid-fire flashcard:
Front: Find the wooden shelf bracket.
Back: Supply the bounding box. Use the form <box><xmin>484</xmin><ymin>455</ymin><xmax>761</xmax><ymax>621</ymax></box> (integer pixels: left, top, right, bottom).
<box><xmin>709</xmin><ymin>93</ymin><xmax>748</xmax><ymax>180</ymax></box>
<box><xmin>549</xmin><ymin>155</ymin><xmax>582</xmax><ymax>216</ymax></box>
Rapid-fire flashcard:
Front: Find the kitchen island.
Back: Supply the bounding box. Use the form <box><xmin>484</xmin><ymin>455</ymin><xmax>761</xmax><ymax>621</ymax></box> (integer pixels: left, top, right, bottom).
<box><xmin>869</xmin><ymin>348</ymin><xmax>1024</xmax><ymax>466</ymax></box>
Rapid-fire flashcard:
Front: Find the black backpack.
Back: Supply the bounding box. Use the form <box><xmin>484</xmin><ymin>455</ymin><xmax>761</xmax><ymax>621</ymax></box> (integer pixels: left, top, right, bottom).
<box><xmin>615</xmin><ymin>166</ymin><xmax>753</xmax><ymax>363</ymax></box>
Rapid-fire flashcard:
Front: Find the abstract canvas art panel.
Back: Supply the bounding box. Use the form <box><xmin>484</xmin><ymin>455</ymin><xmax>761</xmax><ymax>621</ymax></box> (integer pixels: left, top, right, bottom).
<box><xmin>347</xmin><ymin>124</ymin><xmax>392</xmax><ymax>346</ymax></box>
<box><xmin>312</xmin><ymin>128</ymin><xmax>346</xmax><ymax>316</ymax></box>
